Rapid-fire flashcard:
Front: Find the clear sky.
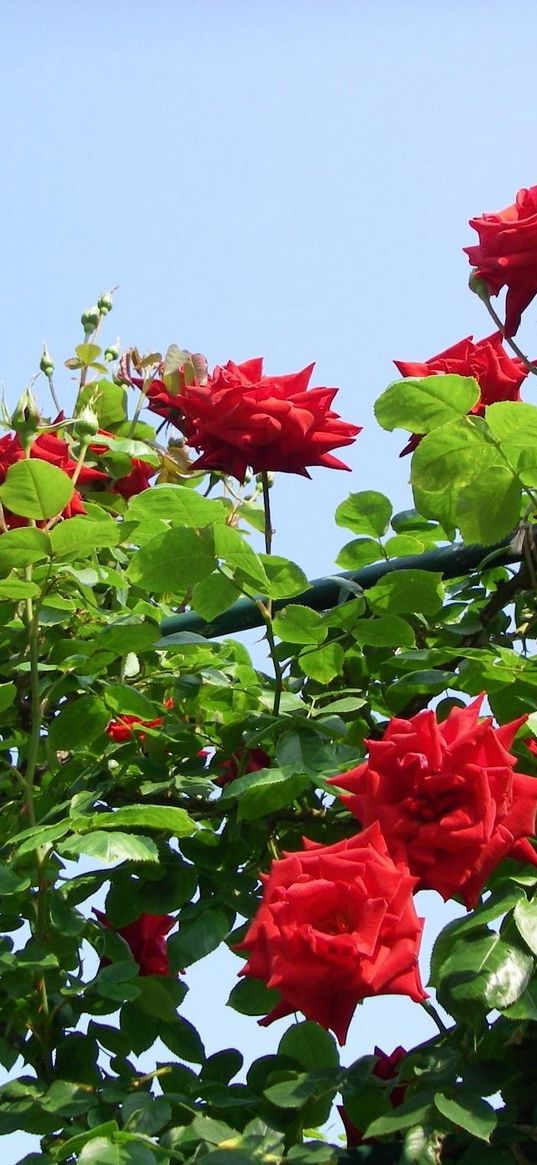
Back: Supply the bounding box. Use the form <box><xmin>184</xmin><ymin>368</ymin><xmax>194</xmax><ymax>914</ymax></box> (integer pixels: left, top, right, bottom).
<box><xmin>2</xmin><ymin>0</ymin><xmax>537</xmax><ymax>1157</ymax></box>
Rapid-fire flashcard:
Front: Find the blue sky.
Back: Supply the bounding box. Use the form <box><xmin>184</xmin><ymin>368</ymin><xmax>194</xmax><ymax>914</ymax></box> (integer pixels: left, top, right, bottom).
<box><xmin>2</xmin><ymin>0</ymin><xmax>537</xmax><ymax>1157</ymax></box>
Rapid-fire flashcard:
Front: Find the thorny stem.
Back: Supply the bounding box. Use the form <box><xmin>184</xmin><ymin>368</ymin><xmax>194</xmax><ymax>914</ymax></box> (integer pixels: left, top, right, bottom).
<box><xmin>483</xmin><ymin>297</ymin><xmax>537</xmax><ymax>377</ymax></box>
<box><xmin>260</xmin><ymin>471</ymin><xmax>284</xmax><ymax>716</ymax></box>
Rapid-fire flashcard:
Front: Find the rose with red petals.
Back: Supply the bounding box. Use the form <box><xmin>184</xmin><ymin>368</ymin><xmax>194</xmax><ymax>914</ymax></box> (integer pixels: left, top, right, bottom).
<box><xmin>464</xmin><ymin>185</ymin><xmax>537</xmax><ymax>336</ymax></box>
<box><xmin>106</xmin><ymin>714</ymin><xmax>164</xmax><ymax>743</ymax></box>
<box><xmin>93</xmin><ymin>910</ymin><xmax>174</xmax><ymax>976</ymax></box>
<box><xmin>170</xmin><ymin>358</ymin><xmax>360</xmax><ymax>481</ymax></box>
<box><xmin>236</xmin><ymin>822</ymin><xmax>425</xmax><ymax>1045</ymax></box>
<box><xmin>394</xmin><ymin>332</ymin><xmax>528</xmax><ymax>456</ymax></box>
<box><xmin>330</xmin><ymin>696</ymin><xmax>537</xmax><ymax>908</ymax></box>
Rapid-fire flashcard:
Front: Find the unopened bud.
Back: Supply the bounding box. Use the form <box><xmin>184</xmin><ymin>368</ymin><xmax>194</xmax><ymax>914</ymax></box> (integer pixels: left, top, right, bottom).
<box><xmin>98</xmin><ymin>291</ymin><xmax>114</xmax><ymax>316</ymax></box>
<box><xmin>39</xmin><ymin>343</ymin><xmax>54</xmax><ymax>377</ymax></box>
<box><xmin>104</xmin><ymin>338</ymin><xmax>120</xmax><ymax>362</ymax></box>
<box><xmin>72</xmin><ymin>405</ymin><xmax>100</xmax><ymax>442</ymax></box>
<box><xmin>468</xmin><ymin>271</ymin><xmax>491</xmax><ymax>302</ymax></box>
<box><xmin>81</xmin><ymin>305</ymin><xmax>101</xmax><ymax>335</ymax></box>
<box><xmin>11</xmin><ymin>388</ymin><xmax>41</xmax><ymax>450</ymax></box>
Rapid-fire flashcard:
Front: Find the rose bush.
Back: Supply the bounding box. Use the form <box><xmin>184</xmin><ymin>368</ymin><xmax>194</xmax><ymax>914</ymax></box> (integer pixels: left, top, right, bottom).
<box><xmin>2</xmin><ymin>187</ymin><xmax>537</xmax><ymax>1162</ymax></box>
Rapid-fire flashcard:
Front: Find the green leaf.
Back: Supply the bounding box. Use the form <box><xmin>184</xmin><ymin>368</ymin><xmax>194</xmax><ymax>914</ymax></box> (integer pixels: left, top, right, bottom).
<box><xmin>78</xmin><ymin>379</ymin><xmax>127</xmax><ymax>428</ymax></box>
<box><xmin>0</xmin><ymin>864</ymin><xmax>30</xmax><ymax>894</ymax></box>
<box><xmin>258</xmin><ymin>555</ymin><xmax>309</xmax><ymax>599</ymax></box>
<box><xmin>75</xmin><ymin>343</ymin><xmax>102</xmax><ymax>365</ymax></box>
<box><xmin>103</xmin><ymin>683</ymin><xmax>160</xmax><ymax>719</ymax></box>
<box><xmin>168</xmin><ymin>907</ymin><xmax>230</xmax><ymax>966</ymax></box>
<box><xmin>50</xmin><ymin>516</ymin><xmax>120</xmax><ymax>557</ymax></box>
<box><xmin>227</xmin><ymin>977</ymin><xmax>280</xmax><ymax>1016</ymax></box>
<box><xmin>384</xmin><ymin>534</ymin><xmax>425</xmax><ymax>557</ymax></box>
<box><xmin>367</xmin><ymin>569</ymin><xmax>444</xmax><ymax>615</ymax></box>
<box><xmin>49</xmin><ymin>695</ymin><xmax>110</xmax><ymax>750</ymax></box>
<box><xmin>434</xmin><ymin>1091</ymin><xmax>496</xmax><ymax>1142</ymax></box>
<box><xmin>82</xmin><ymin>805</ymin><xmax>196</xmax><ymax>837</ymax></box>
<box><xmin>375</xmin><ymin>374</ymin><xmax>480</xmax><ymax>433</ymax></box>
<box><xmin>273</xmin><ymin>605</ymin><xmax>327</xmax><ymax>645</ymax></box>
<box><xmin>97</xmin><ymin>620</ymin><xmax>159</xmax><ymax>655</ymax></box>
<box><xmin>278</xmin><ymin>1022</ymin><xmax>339</xmax><ymax>1071</ymax></box>
<box><xmin>0</xmin><ymin>459</ymin><xmax>74</xmax><ymax>520</ymax></box>
<box><xmin>127</xmin><ymin>527</ymin><xmax>215</xmax><ymax>594</ymax></box>
<box><xmin>411</xmin><ymin>416</ymin><xmax>497</xmax><ymax>493</ymax></box>
<box><xmin>485</xmin><ymin>400</ymin><xmax>537</xmax><ymax>457</ymax></box>
<box><xmin>233</xmin><ymin>769</ymin><xmax>310</xmax><ymax>821</ymax></box>
<box><xmin>127</xmin><ymin>483</ymin><xmax>227</xmax><ymax>527</ymax></box>
<box><xmin>192</xmin><ymin>572</ymin><xmax>239</xmax><ymax>621</ymax></box>
<box><xmin>121</xmin><ymin>1093</ymin><xmax>172</xmax><ymax>1136</ymax></box>
<box><xmin>214</xmin><ymin>524</ymin><xmax>269</xmax><ymax>591</ymax></box>
<box><xmin>353</xmin><ymin>614</ymin><xmax>416</xmax><ymax>647</ymax></box>
<box><xmin>298</xmin><ymin>642</ymin><xmax>345</xmax><ymax>682</ymax></box>
<box><xmin>0</xmin><ymin>527</ymin><xmax>51</xmax><ymax>570</ymax></box>
<box><xmin>59</xmin><ymin>831</ymin><xmax>159</xmax><ymax>864</ymax></box>
<box><xmin>0</xmin><ymin>575</ymin><xmax>40</xmax><ymax>599</ymax></box>
<box><xmin>335</xmin><ymin>537</ymin><xmax>382</xmax><ymax>570</ymax></box>
<box><xmin>131</xmin><ymin>977</ymin><xmax>182</xmax><ymax>1022</ymax></box>
<box><xmin>55</xmin><ymin>1123</ymin><xmax>121</xmax><ymax>1162</ymax></box>
<box><xmin>78</xmin><ymin>1136</ymin><xmax>156</xmax><ymax>1165</ymax></box>
<box><xmin>514</xmin><ymin>897</ymin><xmax>537</xmax><ymax>956</ymax></box>
<box><xmin>335</xmin><ymin>491</ymin><xmax>392</xmax><ymax>537</ymax></box>
<box><xmin>364</xmin><ymin>1095</ymin><xmax>434</xmax><ymax>1137</ymax></box>
<box><xmin>159</xmin><ymin>1015</ymin><xmax>206</xmax><ymax>1063</ymax></box>
<box><xmin>456</xmin><ymin>465</ymin><xmax>521</xmax><ymax>544</ymax></box>
<box><xmin>0</xmin><ymin>680</ymin><xmax>15</xmax><ymax>712</ymax></box>
<box><xmin>435</xmin><ymin>932</ymin><xmax>534</xmax><ymax>1017</ymax></box>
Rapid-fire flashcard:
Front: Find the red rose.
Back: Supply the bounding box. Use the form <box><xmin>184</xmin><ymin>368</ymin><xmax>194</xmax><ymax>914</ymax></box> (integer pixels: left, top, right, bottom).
<box><xmin>0</xmin><ymin>430</ymin><xmax>108</xmax><ymax>528</ymax></box>
<box><xmin>464</xmin><ymin>185</ymin><xmax>537</xmax><ymax>336</ymax></box>
<box><xmin>171</xmin><ymin>358</ymin><xmax>360</xmax><ymax>481</ymax></box>
<box><xmin>106</xmin><ymin>714</ymin><xmax>164</xmax><ymax>743</ymax></box>
<box><xmin>394</xmin><ymin>332</ymin><xmax>528</xmax><ymax>455</ymax></box>
<box><xmin>214</xmin><ymin>747</ymin><xmax>271</xmax><ymax>788</ymax></box>
<box><xmin>339</xmin><ymin>1045</ymin><xmax>407</xmax><ymax>1147</ymax></box>
<box><xmin>330</xmin><ymin>696</ymin><xmax>537</xmax><ymax>909</ymax></box>
<box><xmin>93</xmin><ymin>909</ymin><xmax>174</xmax><ymax>976</ymax></box>
<box><xmin>235</xmin><ymin>822</ymin><xmax>425</xmax><ymax>1045</ymax></box>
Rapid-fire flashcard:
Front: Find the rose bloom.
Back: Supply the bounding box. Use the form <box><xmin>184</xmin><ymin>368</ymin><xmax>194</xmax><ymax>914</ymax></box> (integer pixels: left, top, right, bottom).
<box><xmin>93</xmin><ymin>909</ymin><xmax>174</xmax><ymax>976</ymax></box>
<box><xmin>236</xmin><ymin>822</ymin><xmax>425</xmax><ymax>1045</ymax></box>
<box><xmin>106</xmin><ymin>714</ymin><xmax>164</xmax><ymax>743</ymax></box>
<box><xmin>213</xmin><ymin>746</ymin><xmax>271</xmax><ymax>788</ymax></box>
<box><xmin>0</xmin><ymin>431</ymin><xmax>108</xmax><ymax>528</ymax></box>
<box><xmin>464</xmin><ymin>185</ymin><xmax>537</xmax><ymax>337</ymax></box>
<box><xmin>330</xmin><ymin>696</ymin><xmax>537</xmax><ymax>909</ymax></box>
<box><xmin>339</xmin><ymin>1045</ymin><xmax>407</xmax><ymax>1148</ymax></box>
<box><xmin>394</xmin><ymin>332</ymin><xmax>528</xmax><ymax>455</ymax></box>
<box><xmin>170</xmin><ymin>357</ymin><xmax>361</xmax><ymax>481</ymax></box>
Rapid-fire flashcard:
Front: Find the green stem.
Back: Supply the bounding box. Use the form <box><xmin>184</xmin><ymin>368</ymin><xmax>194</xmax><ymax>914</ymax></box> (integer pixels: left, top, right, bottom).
<box><xmin>483</xmin><ymin>297</ymin><xmax>537</xmax><ymax>377</ymax></box>
<box><xmin>420</xmin><ymin>999</ymin><xmax>448</xmax><ymax>1034</ymax></box>
<box><xmin>260</xmin><ymin>471</ymin><xmax>284</xmax><ymax>716</ymax></box>
<box><xmin>23</xmin><ymin>567</ymin><xmax>53</xmax><ymax>1077</ymax></box>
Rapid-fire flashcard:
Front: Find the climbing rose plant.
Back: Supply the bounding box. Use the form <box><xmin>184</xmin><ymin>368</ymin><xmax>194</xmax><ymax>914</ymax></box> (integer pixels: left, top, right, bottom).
<box><xmin>2</xmin><ymin>186</ymin><xmax>537</xmax><ymax>1164</ymax></box>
